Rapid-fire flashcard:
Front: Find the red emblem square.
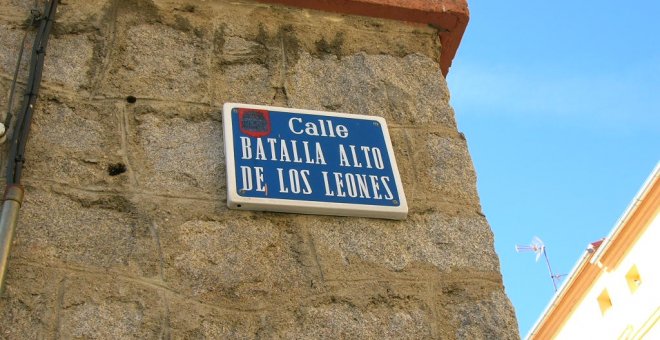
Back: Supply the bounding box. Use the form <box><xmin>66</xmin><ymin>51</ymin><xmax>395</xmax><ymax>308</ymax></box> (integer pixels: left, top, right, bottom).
<box><xmin>238</xmin><ymin>108</ymin><xmax>271</xmax><ymax>138</ymax></box>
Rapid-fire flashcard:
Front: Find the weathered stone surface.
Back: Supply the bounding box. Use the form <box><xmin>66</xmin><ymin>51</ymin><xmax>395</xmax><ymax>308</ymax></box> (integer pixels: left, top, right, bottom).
<box><xmin>0</xmin><ymin>23</ymin><xmax>31</xmax><ymax>80</ymax></box>
<box><xmin>167</xmin><ymin>297</ymin><xmax>262</xmax><ymax>339</ymax></box>
<box><xmin>209</xmin><ymin>1</ymin><xmax>440</xmax><ymax>62</ymax></box>
<box><xmin>42</xmin><ymin>33</ymin><xmax>95</xmax><ymax>91</ymax></box>
<box><xmin>212</xmin><ymin>63</ymin><xmax>275</xmax><ymax>107</ymax></box>
<box><xmin>0</xmin><ymin>0</ymin><xmax>38</xmax><ymax>14</ymax></box>
<box><xmin>283</xmin><ymin>301</ymin><xmax>433</xmax><ymax>338</ymax></box>
<box><xmin>287</xmin><ymin>52</ymin><xmax>456</xmax><ymax>127</ymax></box>
<box><xmin>23</xmin><ymin>96</ymin><xmax>127</xmax><ymax>188</ymax></box>
<box><xmin>54</xmin><ymin>0</ymin><xmax>112</xmax><ymax>34</ymax></box>
<box><xmin>100</xmin><ymin>23</ymin><xmax>211</xmax><ymax>102</ymax></box>
<box><xmin>304</xmin><ymin>210</ymin><xmax>500</xmax><ymax>281</ymax></box>
<box><xmin>220</xmin><ymin>36</ymin><xmax>268</xmax><ymax>65</ymax></box>
<box><xmin>388</xmin><ymin>127</ymin><xmax>415</xmax><ymax>202</ymax></box>
<box><xmin>159</xmin><ymin>213</ymin><xmax>320</xmax><ymax>308</ymax></box>
<box><xmin>169</xmin><ymin>286</ymin><xmax>437</xmax><ymax>338</ymax></box>
<box><xmin>128</xmin><ymin>102</ymin><xmax>224</xmax><ymax>198</ymax></box>
<box><xmin>254</xmin><ymin>0</ymin><xmax>469</xmax><ymax>77</ymax></box>
<box><xmin>0</xmin><ymin>15</ymin><xmax>96</xmax><ymax>98</ymax></box>
<box><xmin>0</xmin><ymin>265</ymin><xmax>59</xmax><ymax>339</ymax></box>
<box><xmin>276</xmin><ymin>281</ymin><xmax>436</xmax><ymax>339</ymax></box>
<box><xmin>0</xmin><ymin>78</ymin><xmax>9</xmax><ymax>119</ymax></box>
<box><xmin>412</xmin><ymin>131</ymin><xmax>481</xmax><ymax>207</ymax></box>
<box><xmin>448</xmin><ymin>289</ymin><xmax>520</xmax><ymax>339</ymax></box>
<box><xmin>15</xmin><ymin>187</ymin><xmax>161</xmax><ymax>278</ymax></box>
<box><xmin>58</xmin><ymin>276</ymin><xmax>163</xmax><ymax>339</ymax></box>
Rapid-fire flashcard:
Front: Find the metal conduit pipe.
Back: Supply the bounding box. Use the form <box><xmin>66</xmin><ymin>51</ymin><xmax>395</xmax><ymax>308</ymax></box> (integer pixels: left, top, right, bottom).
<box><xmin>0</xmin><ymin>185</ymin><xmax>24</xmax><ymax>294</ymax></box>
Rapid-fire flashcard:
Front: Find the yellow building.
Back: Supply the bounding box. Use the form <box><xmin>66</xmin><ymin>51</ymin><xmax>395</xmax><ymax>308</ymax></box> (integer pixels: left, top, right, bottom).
<box><xmin>528</xmin><ymin>163</ymin><xmax>659</xmax><ymax>339</ymax></box>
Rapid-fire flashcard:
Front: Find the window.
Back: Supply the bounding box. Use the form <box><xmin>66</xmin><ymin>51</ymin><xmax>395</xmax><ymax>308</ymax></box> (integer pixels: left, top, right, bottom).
<box><xmin>597</xmin><ymin>289</ymin><xmax>612</xmax><ymax>315</ymax></box>
<box><xmin>625</xmin><ymin>265</ymin><xmax>642</xmax><ymax>293</ymax></box>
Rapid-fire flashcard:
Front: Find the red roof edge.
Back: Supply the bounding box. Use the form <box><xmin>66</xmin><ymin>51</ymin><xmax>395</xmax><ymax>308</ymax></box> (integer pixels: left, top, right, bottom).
<box><xmin>589</xmin><ymin>238</ymin><xmax>605</xmax><ymax>251</ymax></box>
<box><xmin>256</xmin><ymin>0</ymin><xmax>470</xmax><ymax>76</ymax></box>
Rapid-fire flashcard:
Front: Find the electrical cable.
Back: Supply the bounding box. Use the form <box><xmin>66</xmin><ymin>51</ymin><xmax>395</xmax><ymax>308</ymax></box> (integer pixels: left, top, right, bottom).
<box><xmin>0</xmin><ymin>0</ymin><xmax>55</xmax><ymax>295</ymax></box>
<box><xmin>4</xmin><ymin>11</ymin><xmax>40</xmax><ymax>129</ymax></box>
<box><xmin>5</xmin><ymin>0</ymin><xmax>58</xmax><ymax>185</ymax></box>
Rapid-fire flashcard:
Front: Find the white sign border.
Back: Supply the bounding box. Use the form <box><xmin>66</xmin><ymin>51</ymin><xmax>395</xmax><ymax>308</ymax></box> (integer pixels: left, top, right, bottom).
<box><xmin>223</xmin><ymin>102</ymin><xmax>408</xmax><ymax>220</ymax></box>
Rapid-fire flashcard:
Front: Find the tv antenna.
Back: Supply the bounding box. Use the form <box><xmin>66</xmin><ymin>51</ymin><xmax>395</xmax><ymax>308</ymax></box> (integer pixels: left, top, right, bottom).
<box><xmin>515</xmin><ymin>237</ymin><xmax>564</xmax><ymax>292</ymax></box>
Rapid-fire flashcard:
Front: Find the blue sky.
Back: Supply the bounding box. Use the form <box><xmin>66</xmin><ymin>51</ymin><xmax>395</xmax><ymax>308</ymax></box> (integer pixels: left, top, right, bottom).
<box><xmin>446</xmin><ymin>0</ymin><xmax>660</xmax><ymax>336</ymax></box>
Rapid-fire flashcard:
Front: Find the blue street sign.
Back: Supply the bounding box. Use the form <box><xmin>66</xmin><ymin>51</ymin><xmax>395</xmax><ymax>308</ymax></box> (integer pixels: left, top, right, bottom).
<box><xmin>223</xmin><ymin>103</ymin><xmax>408</xmax><ymax>219</ymax></box>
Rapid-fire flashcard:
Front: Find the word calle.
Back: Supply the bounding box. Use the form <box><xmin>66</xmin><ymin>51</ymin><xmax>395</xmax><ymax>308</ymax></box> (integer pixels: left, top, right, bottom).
<box><xmin>288</xmin><ymin>117</ymin><xmax>349</xmax><ymax>138</ymax></box>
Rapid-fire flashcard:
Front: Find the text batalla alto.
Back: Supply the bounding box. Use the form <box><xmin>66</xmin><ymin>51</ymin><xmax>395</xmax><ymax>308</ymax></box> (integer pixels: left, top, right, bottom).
<box><xmin>238</xmin><ymin>117</ymin><xmax>395</xmax><ymax>200</ymax></box>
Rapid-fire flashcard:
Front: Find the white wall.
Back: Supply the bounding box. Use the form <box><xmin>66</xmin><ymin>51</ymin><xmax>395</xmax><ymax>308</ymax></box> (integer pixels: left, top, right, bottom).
<box><xmin>556</xmin><ymin>212</ymin><xmax>659</xmax><ymax>339</ymax></box>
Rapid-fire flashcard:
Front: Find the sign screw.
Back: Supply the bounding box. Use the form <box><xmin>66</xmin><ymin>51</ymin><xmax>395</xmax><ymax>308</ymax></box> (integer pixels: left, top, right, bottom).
<box><xmin>392</xmin><ymin>200</ymin><xmax>399</xmax><ymax>205</ymax></box>
<box><xmin>373</xmin><ymin>121</ymin><xmax>379</xmax><ymax>126</ymax></box>
<box><xmin>239</xmin><ymin>189</ymin><xmax>246</xmax><ymax>195</ymax></box>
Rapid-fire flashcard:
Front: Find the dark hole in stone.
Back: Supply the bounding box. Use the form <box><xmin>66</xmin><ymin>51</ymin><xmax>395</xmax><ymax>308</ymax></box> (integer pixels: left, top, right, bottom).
<box><xmin>237</xmin><ymin>204</ymin><xmax>242</xmax><ymax>208</ymax></box>
<box><xmin>126</xmin><ymin>95</ymin><xmax>137</xmax><ymax>104</ymax></box>
<box><xmin>108</xmin><ymin>163</ymin><xmax>127</xmax><ymax>176</ymax></box>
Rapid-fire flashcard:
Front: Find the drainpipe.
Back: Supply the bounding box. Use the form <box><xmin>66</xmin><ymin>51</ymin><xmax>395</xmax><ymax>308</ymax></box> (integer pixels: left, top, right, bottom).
<box><xmin>0</xmin><ymin>184</ymin><xmax>24</xmax><ymax>294</ymax></box>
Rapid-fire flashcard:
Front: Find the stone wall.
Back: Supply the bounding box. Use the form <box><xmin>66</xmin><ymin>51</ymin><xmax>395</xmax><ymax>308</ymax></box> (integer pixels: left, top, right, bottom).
<box><xmin>0</xmin><ymin>0</ymin><xmax>519</xmax><ymax>338</ymax></box>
